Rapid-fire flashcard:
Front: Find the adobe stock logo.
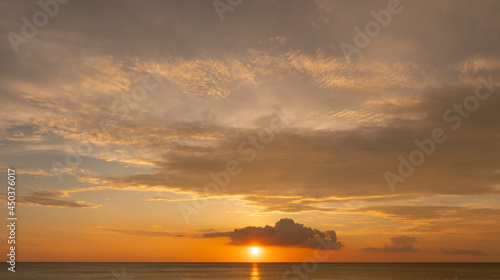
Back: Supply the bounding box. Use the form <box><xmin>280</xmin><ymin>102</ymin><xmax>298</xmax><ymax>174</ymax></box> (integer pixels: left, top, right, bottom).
<box><xmin>385</xmin><ymin>75</ymin><xmax>500</xmax><ymax>192</ymax></box>
<box><xmin>7</xmin><ymin>0</ymin><xmax>70</xmax><ymax>54</ymax></box>
<box><xmin>212</xmin><ymin>0</ymin><xmax>243</xmax><ymax>22</ymax></box>
<box><xmin>339</xmin><ymin>0</ymin><xmax>412</xmax><ymax>62</ymax></box>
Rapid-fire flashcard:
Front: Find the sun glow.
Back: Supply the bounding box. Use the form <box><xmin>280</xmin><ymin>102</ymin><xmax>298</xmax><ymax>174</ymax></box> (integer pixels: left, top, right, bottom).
<box><xmin>250</xmin><ymin>246</ymin><xmax>261</xmax><ymax>256</ymax></box>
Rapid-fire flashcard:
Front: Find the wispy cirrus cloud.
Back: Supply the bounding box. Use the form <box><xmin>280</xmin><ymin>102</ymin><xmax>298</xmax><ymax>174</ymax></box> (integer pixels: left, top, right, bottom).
<box><xmin>96</xmin><ymin>228</ymin><xmax>185</xmax><ymax>238</ymax></box>
<box><xmin>0</xmin><ymin>191</ymin><xmax>98</xmax><ymax>208</ymax></box>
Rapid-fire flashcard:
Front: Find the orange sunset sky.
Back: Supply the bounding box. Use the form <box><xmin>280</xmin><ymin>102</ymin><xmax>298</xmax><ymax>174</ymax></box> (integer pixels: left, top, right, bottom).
<box><xmin>1</xmin><ymin>0</ymin><xmax>500</xmax><ymax>263</ymax></box>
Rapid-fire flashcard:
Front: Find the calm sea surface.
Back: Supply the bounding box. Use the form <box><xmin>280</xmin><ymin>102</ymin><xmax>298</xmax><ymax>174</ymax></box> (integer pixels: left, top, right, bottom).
<box><xmin>0</xmin><ymin>262</ymin><xmax>498</xmax><ymax>279</ymax></box>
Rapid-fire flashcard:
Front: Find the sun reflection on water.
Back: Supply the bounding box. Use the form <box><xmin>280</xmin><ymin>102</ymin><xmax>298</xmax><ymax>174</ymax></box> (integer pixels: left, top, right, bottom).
<box><xmin>250</xmin><ymin>263</ymin><xmax>260</xmax><ymax>280</ymax></box>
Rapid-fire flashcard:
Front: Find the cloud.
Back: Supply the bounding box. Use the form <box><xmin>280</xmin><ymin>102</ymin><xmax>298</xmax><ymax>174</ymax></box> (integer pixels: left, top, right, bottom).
<box><xmin>355</xmin><ymin>205</ymin><xmax>500</xmax><ymax>234</ymax></box>
<box><xmin>391</xmin><ymin>236</ymin><xmax>418</xmax><ymax>247</ymax></box>
<box><xmin>4</xmin><ymin>21</ymin><xmax>500</xmax><ymax>211</ymax></box>
<box><xmin>99</xmin><ymin>89</ymin><xmax>500</xmax><ymax>199</ymax></box>
<box><xmin>363</xmin><ymin>236</ymin><xmax>420</xmax><ymax>253</ymax></box>
<box><xmin>97</xmin><ymin>228</ymin><xmax>184</xmax><ymax>238</ymax></box>
<box><xmin>0</xmin><ymin>191</ymin><xmax>97</xmax><ymax>208</ymax></box>
<box><xmin>18</xmin><ymin>168</ymin><xmax>51</xmax><ymax>176</ymax></box>
<box><xmin>440</xmin><ymin>249</ymin><xmax>489</xmax><ymax>256</ymax></box>
<box><xmin>361</xmin><ymin>206</ymin><xmax>461</xmax><ymax>220</ymax></box>
<box><xmin>20</xmin><ymin>195</ymin><xmax>95</xmax><ymax>208</ymax></box>
<box><xmin>69</xmin><ymin>80</ymin><xmax>500</xmax><ymax>209</ymax></box>
<box><xmin>240</xmin><ymin>196</ymin><xmax>337</xmax><ymax>213</ymax></box>
<box><xmin>15</xmin><ymin>78</ymin><xmax>500</xmax><ymax>219</ymax></box>
<box><xmin>147</xmin><ymin>197</ymin><xmax>197</xmax><ymax>202</ymax></box>
<box><xmin>203</xmin><ymin>218</ymin><xmax>343</xmax><ymax>250</ymax></box>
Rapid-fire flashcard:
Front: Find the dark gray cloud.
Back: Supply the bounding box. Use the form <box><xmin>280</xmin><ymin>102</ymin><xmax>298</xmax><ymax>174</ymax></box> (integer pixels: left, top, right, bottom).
<box><xmin>3</xmin><ymin>0</ymin><xmax>500</xmax><ymax>62</ymax></box>
<box><xmin>203</xmin><ymin>218</ymin><xmax>343</xmax><ymax>250</ymax></box>
<box><xmin>363</xmin><ymin>236</ymin><xmax>420</xmax><ymax>253</ymax></box>
<box><xmin>440</xmin><ymin>249</ymin><xmax>488</xmax><ymax>256</ymax></box>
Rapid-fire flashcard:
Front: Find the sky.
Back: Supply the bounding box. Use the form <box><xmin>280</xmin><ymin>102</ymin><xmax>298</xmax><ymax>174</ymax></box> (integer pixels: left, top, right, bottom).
<box><xmin>1</xmin><ymin>0</ymin><xmax>500</xmax><ymax>262</ymax></box>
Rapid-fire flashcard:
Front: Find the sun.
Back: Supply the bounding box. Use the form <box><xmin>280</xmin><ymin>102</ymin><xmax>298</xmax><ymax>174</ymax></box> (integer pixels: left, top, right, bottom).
<box><xmin>250</xmin><ymin>246</ymin><xmax>261</xmax><ymax>256</ymax></box>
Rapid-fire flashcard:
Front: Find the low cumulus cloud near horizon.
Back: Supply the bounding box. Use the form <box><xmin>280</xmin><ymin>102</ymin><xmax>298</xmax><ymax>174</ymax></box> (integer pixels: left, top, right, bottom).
<box><xmin>441</xmin><ymin>249</ymin><xmax>490</xmax><ymax>256</ymax></box>
<box><xmin>363</xmin><ymin>236</ymin><xmax>420</xmax><ymax>253</ymax></box>
<box><xmin>203</xmin><ymin>218</ymin><xmax>343</xmax><ymax>250</ymax></box>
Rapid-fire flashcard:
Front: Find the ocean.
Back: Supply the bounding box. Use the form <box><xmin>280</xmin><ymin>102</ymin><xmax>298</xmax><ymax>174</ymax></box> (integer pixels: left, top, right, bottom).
<box><xmin>0</xmin><ymin>262</ymin><xmax>498</xmax><ymax>279</ymax></box>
